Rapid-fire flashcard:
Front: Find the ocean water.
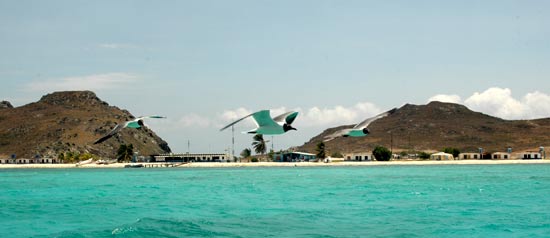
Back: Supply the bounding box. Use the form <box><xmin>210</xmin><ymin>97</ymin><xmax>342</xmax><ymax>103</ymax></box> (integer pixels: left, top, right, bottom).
<box><xmin>1</xmin><ymin>165</ymin><xmax>550</xmax><ymax>238</ymax></box>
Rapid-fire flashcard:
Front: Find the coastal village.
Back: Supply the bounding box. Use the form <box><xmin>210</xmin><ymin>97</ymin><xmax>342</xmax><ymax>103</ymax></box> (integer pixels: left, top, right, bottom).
<box><xmin>0</xmin><ymin>147</ymin><xmax>547</xmax><ymax>166</ymax></box>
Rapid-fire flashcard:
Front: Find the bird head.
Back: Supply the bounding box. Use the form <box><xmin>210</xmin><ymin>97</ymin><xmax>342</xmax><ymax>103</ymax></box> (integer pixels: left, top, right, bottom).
<box><xmin>283</xmin><ymin>123</ymin><xmax>297</xmax><ymax>132</ymax></box>
<box><xmin>362</xmin><ymin>128</ymin><xmax>370</xmax><ymax>135</ymax></box>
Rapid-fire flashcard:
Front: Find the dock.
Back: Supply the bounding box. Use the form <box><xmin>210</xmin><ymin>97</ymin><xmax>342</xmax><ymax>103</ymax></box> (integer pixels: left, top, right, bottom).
<box><xmin>141</xmin><ymin>162</ymin><xmax>187</xmax><ymax>168</ymax></box>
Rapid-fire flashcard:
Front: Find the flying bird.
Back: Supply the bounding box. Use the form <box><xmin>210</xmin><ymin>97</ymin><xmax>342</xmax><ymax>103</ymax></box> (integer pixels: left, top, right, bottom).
<box><xmin>324</xmin><ymin>108</ymin><xmax>397</xmax><ymax>142</ymax></box>
<box><xmin>220</xmin><ymin>110</ymin><xmax>299</xmax><ymax>135</ymax></box>
<box><xmin>93</xmin><ymin>115</ymin><xmax>166</xmax><ymax>144</ymax></box>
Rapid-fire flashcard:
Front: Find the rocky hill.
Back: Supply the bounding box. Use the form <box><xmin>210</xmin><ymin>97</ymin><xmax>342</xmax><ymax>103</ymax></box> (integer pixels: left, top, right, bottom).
<box><xmin>298</xmin><ymin>101</ymin><xmax>550</xmax><ymax>154</ymax></box>
<box><xmin>0</xmin><ymin>91</ymin><xmax>170</xmax><ymax>159</ymax></box>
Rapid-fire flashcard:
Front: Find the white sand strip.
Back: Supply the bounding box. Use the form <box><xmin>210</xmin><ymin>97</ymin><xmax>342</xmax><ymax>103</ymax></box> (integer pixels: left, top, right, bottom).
<box><xmin>2</xmin><ymin>159</ymin><xmax>549</xmax><ymax>169</ymax></box>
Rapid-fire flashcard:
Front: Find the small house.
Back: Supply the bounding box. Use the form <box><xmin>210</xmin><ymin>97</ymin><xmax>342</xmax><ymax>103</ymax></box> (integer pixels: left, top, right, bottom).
<box><xmin>491</xmin><ymin>152</ymin><xmax>511</xmax><ymax>160</ymax></box>
<box><xmin>519</xmin><ymin>152</ymin><xmax>542</xmax><ymax>160</ymax></box>
<box><xmin>459</xmin><ymin>153</ymin><xmax>481</xmax><ymax>160</ymax></box>
<box><xmin>344</xmin><ymin>152</ymin><xmax>373</xmax><ymax>161</ymax></box>
<box><xmin>431</xmin><ymin>152</ymin><xmax>454</xmax><ymax>160</ymax></box>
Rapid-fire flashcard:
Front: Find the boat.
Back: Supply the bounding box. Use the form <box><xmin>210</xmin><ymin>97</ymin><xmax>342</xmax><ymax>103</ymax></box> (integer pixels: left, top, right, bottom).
<box><xmin>76</xmin><ymin>158</ymin><xmax>93</xmax><ymax>167</ymax></box>
<box><xmin>124</xmin><ymin>164</ymin><xmax>144</xmax><ymax>168</ymax></box>
<box><xmin>96</xmin><ymin>159</ymin><xmax>117</xmax><ymax>165</ymax></box>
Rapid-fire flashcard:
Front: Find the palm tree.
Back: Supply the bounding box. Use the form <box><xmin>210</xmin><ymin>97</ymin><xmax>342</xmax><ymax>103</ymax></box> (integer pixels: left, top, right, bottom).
<box><xmin>316</xmin><ymin>142</ymin><xmax>326</xmax><ymax>161</ymax></box>
<box><xmin>240</xmin><ymin>148</ymin><xmax>252</xmax><ymax>158</ymax></box>
<box><xmin>117</xmin><ymin>144</ymin><xmax>134</xmax><ymax>162</ymax></box>
<box><xmin>252</xmin><ymin>134</ymin><xmax>267</xmax><ymax>157</ymax></box>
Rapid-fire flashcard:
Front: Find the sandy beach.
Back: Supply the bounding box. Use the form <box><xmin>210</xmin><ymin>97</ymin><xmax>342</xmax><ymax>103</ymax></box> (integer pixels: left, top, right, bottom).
<box><xmin>1</xmin><ymin>159</ymin><xmax>550</xmax><ymax>169</ymax></box>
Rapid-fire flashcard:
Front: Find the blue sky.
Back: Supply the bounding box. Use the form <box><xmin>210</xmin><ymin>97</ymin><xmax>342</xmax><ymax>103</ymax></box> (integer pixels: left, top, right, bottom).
<box><xmin>1</xmin><ymin>0</ymin><xmax>549</xmax><ymax>154</ymax></box>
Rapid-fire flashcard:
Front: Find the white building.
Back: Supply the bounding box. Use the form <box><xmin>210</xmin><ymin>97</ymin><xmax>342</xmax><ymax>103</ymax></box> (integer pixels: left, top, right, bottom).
<box><xmin>491</xmin><ymin>152</ymin><xmax>511</xmax><ymax>160</ymax></box>
<box><xmin>459</xmin><ymin>153</ymin><xmax>481</xmax><ymax>160</ymax></box>
<box><xmin>431</xmin><ymin>152</ymin><xmax>454</xmax><ymax>160</ymax></box>
<box><xmin>344</xmin><ymin>152</ymin><xmax>373</xmax><ymax>161</ymax></box>
<box><xmin>519</xmin><ymin>152</ymin><xmax>542</xmax><ymax>159</ymax></box>
<box><xmin>154</xmin><ymin>153</ymin><xmax>230</xmax><ymax>162</ymax></box>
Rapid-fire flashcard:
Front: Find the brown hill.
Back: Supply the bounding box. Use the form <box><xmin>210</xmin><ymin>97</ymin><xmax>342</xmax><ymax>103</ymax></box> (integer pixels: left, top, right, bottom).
<box><xmin>0</xmin><ymin>91</ymin><xmax>170</xmax><ymax>159</ymax></box>
<box><xmin>297</xmin><ymin>101</ymin><xmax>550</xmax><ymax>154</ymax></box>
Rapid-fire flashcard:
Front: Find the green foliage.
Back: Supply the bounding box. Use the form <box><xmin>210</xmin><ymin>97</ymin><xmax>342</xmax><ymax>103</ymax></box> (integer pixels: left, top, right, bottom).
<box><xmin>57</xmin><ymin>153</ymin><xmax>65</xmax><ymax>162</ymax></box>
<box><xmin>418</xmin><ymin>151</ymin><xmax>431</xmax><ymax>160</ymax></box>
<box><xmin>373</xmin><ymin>146</ymin><xmax>392</xmax><ymax>161</ymax></box>
<box><xmin>240</xmin><ymin>148</ymin><xmax>251</xmax><ymax>158</ymax></box>
<box><xmin>443</xmin><ymin>147</ymin><xmax>461</xmax><ymax>158</ymax></box>
<box><xmin>116</xmin><ymin>144</ymin><xmax>134</xmax><ymax>162</ymax></box>
<box><xmin>252</xmin><ymin>134</ymin><xmax>267</xmax><ymax>155</ymax></box>
<box><xmin>58</xmin><ymin>151</ymin><xmax>95</xmax><ymax>163</ymax></box>
<box><xmin>250</xmin><ymin>157</ymin><xmax>259</xmax><ymax>162</ymax></box>
<box><xmin>65</xmin><ymin>151</ymin><xmax>73</xmax><ymax>161</ymax></box>
<box><xmin>267</xmin><ymin>149</ymin><xmax>275</xmax><ymax>162</ymax></box>
<box><xmin>331</xmin><ymin>151</ymin><xmax>344</xmax><ymax>158</ymax></box>
<box><xmin>316</xmin><ymin>142</ymin><xmax>326</xmax><ymax>159</ymax></box>
<box><xmin>79</xmin><ymin>153</ymin><xmax>94</xmax><ymax>161</ymax></box>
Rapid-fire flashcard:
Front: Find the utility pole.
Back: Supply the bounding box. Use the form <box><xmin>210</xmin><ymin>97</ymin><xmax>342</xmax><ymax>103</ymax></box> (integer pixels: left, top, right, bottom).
<box><xmin>478</xmin><ymin>147</ymin><xmax>483</xmax><ymax>160</ymax></box>
<box><xmin>231</xmin><ymin>126</ymin><xmax>235</xmax><ymax>162</ymax></box>
<box><xmin>187</xmin><ymin>140</ymin><xmax>190</xmax><ymax>154</ymax></box>
<box><xmin>390</xmin><ymin>131</ymin><xmax>393</xmax><ymax>154</ymax></box>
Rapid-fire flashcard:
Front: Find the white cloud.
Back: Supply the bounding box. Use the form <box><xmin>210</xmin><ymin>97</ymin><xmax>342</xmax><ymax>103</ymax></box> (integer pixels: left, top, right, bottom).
<box><xmin>177</xmin><ymin>114</ymin><xmax>211</xmax><ymax>128</ymax></box>
<box><xmin>522</xmin><ymin>91</ymin><xmax>550</xmax><ymax>119</ymax></box>
<box><xmin>298</xmin><ymin>102</ymin><xmax>381</xmax><ymax>127</ymax></box>
<box><xmin>464</xmin><ymin>87</ymin><xmax>526</xmax><ymax>119</ymax></box>
<box><xmin>220</xmin><ymin>107</ymin><xmax>252</xmax><ymax>122</ymax></box>
<box><xmin>428</xmin><ymin>94</ymin><xmax>462</xmax><ymax>104</ymax></box>
<box><xmin>24</xmin><ymin>73</ymin><xmax>138</xmax><ymax>92</ymax></box>
<box><xmin>428</xmin><ymin>87</ymin><xmax>550</xmax><ymax>120</ymax></box>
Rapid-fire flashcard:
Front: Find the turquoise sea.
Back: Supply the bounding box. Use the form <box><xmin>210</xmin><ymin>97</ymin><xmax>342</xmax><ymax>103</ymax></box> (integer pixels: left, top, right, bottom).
<box><xmin>1</xmin><ymin>165</ymin><xmax>550</xmax><ymax>237</ymax></box>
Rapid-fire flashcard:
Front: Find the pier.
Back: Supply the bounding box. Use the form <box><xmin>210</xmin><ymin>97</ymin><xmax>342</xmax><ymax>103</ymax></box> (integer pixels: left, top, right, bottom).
<box><xmin>123</xmin><ymin>163</ymin><xmax>188</xmax><ymax>168</ymax></box>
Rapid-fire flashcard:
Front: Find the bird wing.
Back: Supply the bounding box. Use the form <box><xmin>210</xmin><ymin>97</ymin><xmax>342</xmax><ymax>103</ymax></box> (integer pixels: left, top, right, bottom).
<box><xmin>127</xmin><ymin>115</ymin><xmax>166</xmax><ymax>128</ymax></box>
<box><xmin>220</xmin><ymin>110</ymin><xmax>280</xmax><ymax>132</ymax></box>
<box><xmin>138</xmin><ymin>115</ymin><xmax>167</xmax><ymax>119</ymax></box>
<box><xmin>93</xmin><ymin>124</ymin><xmax>124</xmax><ymax>144</ymax></box>
<box><xmin>273</xmin><ymin>111</ymin><xmax>299</xmax><ymax>125</ymax></box>
<box><xmin>323</xmin><ymin>128</ymin><xmax>352</xmax><ymax>142</ymax></box>
<box><xmin>220</xmin><ymin>112</ymin><xmax>256</xmax><ymax>131</ymax></box>
<box><xmin>250</xmin><ymin>110</ymin><xmax>279</xmax><ymax>127</ymax></box>
<box><xmin>353</xmin><ymin>108</ymin><xmax>397</xmax><ymax>129</ymax></box>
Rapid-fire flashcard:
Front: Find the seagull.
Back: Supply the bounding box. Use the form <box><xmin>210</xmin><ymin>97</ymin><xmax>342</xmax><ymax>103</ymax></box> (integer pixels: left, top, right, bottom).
<box><xmin>220</xmin><ymin>110</ymin><xmax>299</xmax><ymax>135</ymax></box>
<box><xmin>324</xmin><ymin>108</ymin><xmax>397</xmax><ymax>142</ymax></box>
<box><xmin>93</xmin><ymin>115</ymin><xmax>166</xmax><ymax>144</ymax></box>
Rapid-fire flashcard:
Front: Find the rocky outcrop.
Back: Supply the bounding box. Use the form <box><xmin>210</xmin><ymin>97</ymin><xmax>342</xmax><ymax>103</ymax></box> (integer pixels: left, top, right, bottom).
<box><xmin>0</xmin><ymin>101</ymin><xmax>13</xmax><ymax>109</ymax></box>
<box><xmin>39</xmin><ymin>91</ymin><xmax>108</xmax><ymax>107</ymax></box>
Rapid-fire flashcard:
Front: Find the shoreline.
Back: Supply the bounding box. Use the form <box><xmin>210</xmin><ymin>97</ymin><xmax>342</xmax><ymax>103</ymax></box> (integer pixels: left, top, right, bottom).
<box><xmin>1</xmin><ymin>159</ymin><xmax>550</xmax><ymax>169</ymax></box>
